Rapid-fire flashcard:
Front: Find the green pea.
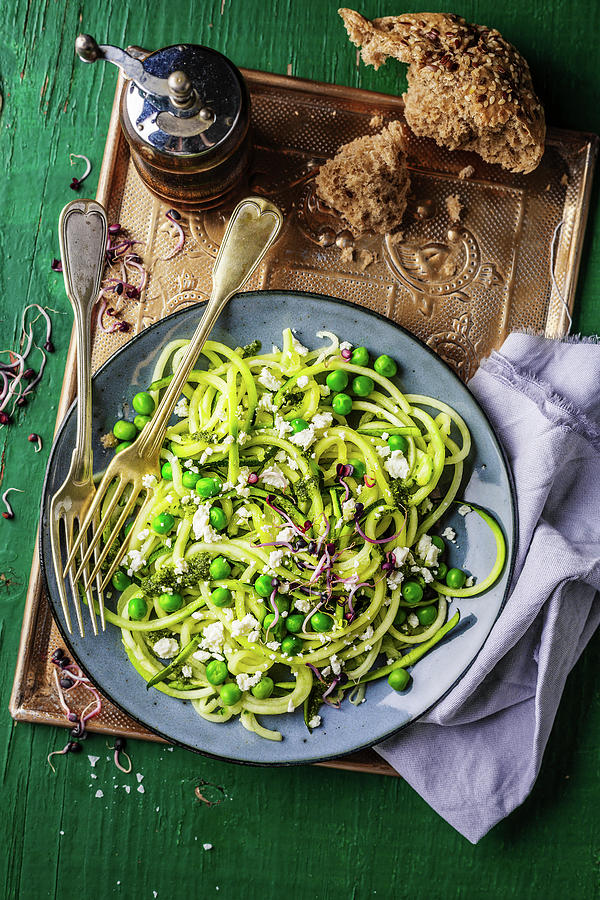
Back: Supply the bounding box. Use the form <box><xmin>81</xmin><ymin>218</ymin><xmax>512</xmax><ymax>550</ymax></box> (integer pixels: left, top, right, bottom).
<box><xmin>415</xmin><ymin>455</ymin><xmax>434</xmax><ymax>486</ymax></box>
<box><xmin>132</xmin><ymin>391</ymin><xmax>155</xmax><ymax>416</ymax></box>
<box><xmin>196</xmin><ymin>476</ymin><xmax>221</xmax><ymax>498</ymax></box>
<box><xmin>182</xmin><ymin>470</ymin><xmax>200</xmax><ymax>489</ymax></box>
<box><xmin>209</xmin><ymin>506</ymin><xmax>228</xmax><ymax>531</ymax></box>
<box><xmin>128</xmin><ymin>595</ymin><xmax>147</xmax><ymax>621</ymax></box>
<box><xmin>206</xmin><ymin>660</ymin><xmax>228</xmax><ymax>685</ymax></box>
<box><xmin>161</xmin><ymin>461</ymin><xmax>173</xmax><ymax>480</ymax></box>
<box><xmin>134</xmin><ymin>414</ymin><xmax>151</xmax><ymax>431</ymax></box>
<box><xmin>262</xmin><ymin>612</ymin><xmax>285</xmax><ymax>640</ymax></box>
<box><xmin>272</xmin><ymin>594</ymin><xmax>290</xmax><ymax>614</ymax></box>
<box><xmin>281</xmin><ymin>634</ymin><xmax>302</xmax><ymax>655</ymax></box>
<box><xmin>285</xmin><ymin>613</ymin><xmax>305</xmax><ymax>633</ymax></box>
<box><xmin>152</xmin><ymin>512</ymin><xmax>174</xmax><ymax>534</ymax></box>
<box><xmin>436</xmin><ymin>561</ymin><xmax>448</xmax><ymax>580</ymax></box>
<box><xmin>431</xmin><ymin>535</ymin><xmax>445</xmax><ymax>553</ymax></box>
<box><xmin>446</xmin><ymin>567</ymin><xmax>467</xmax><ymax>589</ymax></box>
<box><xmin>326</xmin><ymin>369</ymin><xmax>349</xmax><ymax>392</ymax></box>
<box><xmin>332</xmin><ymin>393</ymin><xmax>352</xmax><ymax>416</ymax></box>
<box><xmin>112</xmin><ymin>570</ymin><xmax>131</xmax><ymax>591</ymax></box>
<box><xmin>417</xmin><ymin>605</ymin><xmax>437</xmax><ymax>626</ymax></box>
<box><xmin>113</xmin><ymin>420</ymin><xmax>137</xmax><ymax>442</ymax></box>
<box><xmin>388</xmin><ymin>434</ymin><xmax>408</xmax><ymax>453</ymax></box>
<box><xmin>115</xmin><ymin>441</ymin><xmax>132</xmax><ymax>454</ymax></box>
<box><xmin>374</xmin><ymin>354</ymin><xmax>397</xmax><ymax>378</ymax></box>
<box><xmin>351</xmin><ymin>346</ymin><xmax>369</xmax><ymax>366</ymax></box>
<box><xmin>352</xmin><ymin>375</ymin><xmax>374</xmax><ymax>397</ymax></box>
<box><xmin>251</xmin><ymin>677</ymin><xmax>274</xmax><ymax>699</ymax></box>
<box><xmin>291</xmin><ymin>418</ymin><xmax>308</xmax><ymax>433</ymax></box>
<box><xmin>255</xmin><ymin>574</ymin><xmax>276</xmax><ymax>598</ymax></box>
<box><xmin>393</xmin><ymin>609</ymin><xmax>407</xmax><ymax>626</ymax></box>
<box><xmin>209</xmin><ymin>556</ymin><xmax>231</xmax><ymax>580</ymax></box>
<box><xmin>402</xmin><ymin>580</ymin><xmax>423</xmax><ymax>605</ymax></box>
<box><xmin>347</xmin><ymin>457</ymin><xmax>366</xmax><ymax>479</ymax></box>
<box><xmin>388</xmin><ymin>668</ymin><xmax>410</xmax><ymax>691</ymax></box>
<box><xmin>159</xmin><ymin>591</ymin><xmax>183</xmax><ymax>613</ymax></box>
<box><xmin>310</xmin><ymin>611</ymin><xmax>333</xmax><ymax>633</ymax></box>
<box><xmin>220</xmin><ymin>682</ymin><xmax>242</xmax><ymax>706</ymax></box>
<box><xmin>211</xmin><ymin>586</ymin><xmax>232</xmax><ymax>607</ymax></box>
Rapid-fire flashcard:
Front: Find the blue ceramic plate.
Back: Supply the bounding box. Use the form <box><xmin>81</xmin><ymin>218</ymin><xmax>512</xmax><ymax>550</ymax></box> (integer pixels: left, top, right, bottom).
<box><xmin>40</xmin><ymin>291</ymin><xmax>516</xmax><ymax>765</ymax></box>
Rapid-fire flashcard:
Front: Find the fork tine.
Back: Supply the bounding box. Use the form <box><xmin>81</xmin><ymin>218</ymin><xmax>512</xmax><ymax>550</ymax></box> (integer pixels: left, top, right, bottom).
<box><xmin>63</xmin><ymin>462</ymin><xmax>120</xmax><ymax>574</ymax></box>
<box><xmin>70</xmin><ymin>477</ymin><xmax>127</xmax><ymax>583</ymax></box>
<box><xmin>98</xmin><ymin>501</ymin><xmax>150</xmax><ymax>593</ymax></box>
<box><xmin>92</xmin><ymin>516</ymin><xmax>106</xmax><ymax>631</ymax></box>
<box><xmin>64</xmin><ymin>516</ymin><xmax>86</xmax><ymax>637</ymax></box>
<box><xmin>78</xmin><ymin>523</ymin><xmax>99</xmax><ymax>636</ymax></box>
<box><xmin>49</xmin><ymin>506</ymin><xmax>73</xmax><ymax>634</ymax></box>
<box><xmin>82</xmin><ymin>487</ymin><xmax>141</xmax><ymax>591</ymax></box>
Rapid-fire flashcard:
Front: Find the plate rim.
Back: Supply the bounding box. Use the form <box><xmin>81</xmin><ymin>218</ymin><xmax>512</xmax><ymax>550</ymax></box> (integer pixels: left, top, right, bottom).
<box><xmin>39</xmin><ymin>290</ymin><xmax>518</xmax><ymax>766</ymax></box>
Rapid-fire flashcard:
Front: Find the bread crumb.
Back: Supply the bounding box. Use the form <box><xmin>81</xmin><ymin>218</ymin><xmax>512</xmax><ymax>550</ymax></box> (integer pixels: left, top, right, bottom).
<box><xmin>100</xmin><ymin>432</ymin><xmax>118</xmax><ymax>449</ymax></box>
<box><xmin>369</xmin><ymin>114</ymin><xmax>384</xmax><ymax>129</ymax></box>
<box><xmin>340</xmin><ymin>246</ymin><xmax>354</xmax><ymax>264</ymax></box>
<box><xmin>356</xmin><ymin>248</ymin><xmax>375</xmax><ymax>270</ymax></box>
<box><xmin>560</xmin><ymin>173</ymin><xmax>569</xmax><ymax>186</ymax></box>
<box><xmin>388</xmin><ymin>230</ymin><xmax>404</xmax><ymax>246</ymax></box>
<box><xmin>458</xmin><ymin>165</ymin><xmax>475</xmax><ymax>180</ymax></box>
<box><xmin>446</xmin><ymin>194</ymin><xmax>462</xmax><ymax>222</ymax></box>
<box><xmin>315</xmin><ymin>121</ymin><xmax>410</xmax><ymax>235</ymax></box>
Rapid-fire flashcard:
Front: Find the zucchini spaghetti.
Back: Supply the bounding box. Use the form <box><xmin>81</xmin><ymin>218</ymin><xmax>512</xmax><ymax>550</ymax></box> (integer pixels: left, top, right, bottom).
<box><xmin>99</xmin><ymin>328</ymin><xmax>505</xmax><ymax>741</ymax></box>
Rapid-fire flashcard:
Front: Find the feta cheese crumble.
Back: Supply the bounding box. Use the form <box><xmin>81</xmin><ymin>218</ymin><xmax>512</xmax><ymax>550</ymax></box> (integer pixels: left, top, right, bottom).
<box><xmin>392</xmin><ymin>546</ymin><xmax>410</xmax><ymax>567</ymax></box>
<box><xmin>260</xmin><ymin>464</ymin><xmax>288</xmax><ymax>490</ymax></box>
<box><xmin>258</xmin><ymin>369</ymin><xmax>283</xmax><ymax>391</ymax></box>
<box><xmin>192</xmin><ymin>502</ymin><xmax>222</xmax><ymax>543</ymax></box>
<box><xmin>415</xmin><ymin>534</ymin><xmax>441</xmax><ymax>567</ymax></box>
<box><xmin>341</xmin><ymin>497</ymin><xmax>356</xmax><ymax>521</ymax></box>
<box><xmin>311</xmin><ymin>411</ymin><xmax>333</xmax><ymax>431</ymax></box>
<box><xmin>142</xmin><ymin>474</ymin><xmax>157</xmax><ymax>490</ymax></box>
<box><xmin>442</xmin><ymin>526</ymin><xmax>457</xmax><ymax>542</ymax></box>
<box><xmin>174</xmin><ymin>398</ymin><xmax>189</xmax><ymax>418</ymax></box>
<box><xmin>290</xmin><ymin>424</ymin><xmax>316</xmax><ymax>450</ymax></box>
<box><xmin>235</xmin><ymin>672</ymin><xmax>263</xmax><ymax>691</ymax></box>
<box><xmin>384</xmin><ymin>450</ymin><xmax>410</xmax><ymax>480</ymax></box>
<box><xmin>153</xmin><ymin>637</ymin><xmax>179</xmax><ymax>658</ymax></box>
<box><xmin>296</xmin><ymin>375</ymin><xmax>309</xmax><ymax>388</ymax></box>
<box><xmin>230</xmin><ymin>614</ymin><xmax>260</xmax><ymax>637</ymax></box>
<box><xmin>292</xmin><ymin>337</ymin><xmax>309</xmax><ymax>356</ymax></box>
<box><xmin>308</xmin><ymin>715</ymin><xmax>322</xmax><ymax>728</ymax></box>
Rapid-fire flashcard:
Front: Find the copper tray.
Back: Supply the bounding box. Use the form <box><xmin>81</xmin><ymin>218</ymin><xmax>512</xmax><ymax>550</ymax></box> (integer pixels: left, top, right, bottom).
<box><xmin>10</xmin><ymin>67</ymin><xmax>597</xmax><ymax>776</ymax></box>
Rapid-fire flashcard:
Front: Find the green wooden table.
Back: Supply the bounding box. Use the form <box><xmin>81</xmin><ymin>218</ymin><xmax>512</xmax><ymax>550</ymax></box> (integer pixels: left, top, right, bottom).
<box><xmin>2</xmin><ymin>2</ymin><xmax>599</xmax><ymax>897</ymax></box>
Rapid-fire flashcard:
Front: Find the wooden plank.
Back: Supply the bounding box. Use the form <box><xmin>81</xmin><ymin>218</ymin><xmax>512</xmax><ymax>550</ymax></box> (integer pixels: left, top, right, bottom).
<box><xmin>1</xmin><ymin>2</ymin><xmax>599</xmax><ymax>898</ymax></box>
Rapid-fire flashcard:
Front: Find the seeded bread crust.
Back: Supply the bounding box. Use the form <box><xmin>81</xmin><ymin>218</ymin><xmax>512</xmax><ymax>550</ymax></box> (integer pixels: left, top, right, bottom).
<box><xmin>339</xmin><ymin>8</ymin><xmax>545</xmax><ymax>174</ymax></box>
<box><xmin>315</xmin><ymin>120</ymin><xmax>410</xmax><ymax>234</ymax></box>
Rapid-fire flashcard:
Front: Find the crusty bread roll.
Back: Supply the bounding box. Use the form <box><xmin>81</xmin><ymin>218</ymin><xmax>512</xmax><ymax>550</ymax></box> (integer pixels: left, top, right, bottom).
<box><xmin>339</xmin><ymin>8</ymin><xmax>545</xmax><ymax>174</ymax></box>
<box><xmin>315</xmin><ymin>120</ymin><xmax>410</xmax><ymax>234</ymax></box>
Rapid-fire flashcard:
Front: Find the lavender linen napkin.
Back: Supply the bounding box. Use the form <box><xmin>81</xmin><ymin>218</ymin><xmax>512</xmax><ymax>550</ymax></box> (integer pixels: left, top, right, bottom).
<box><xmin>376</xmin><ymin>333</ymin><xmax>600</xmax><ymax>843</ymax></box>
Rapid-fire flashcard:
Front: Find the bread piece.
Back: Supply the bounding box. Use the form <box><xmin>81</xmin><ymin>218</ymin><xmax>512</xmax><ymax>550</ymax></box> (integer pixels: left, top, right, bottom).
<box><xmin>315</xmin><ymin>120</ymin><xmax>410</xmax><ymax>234</ymax></box>
<box><xmin>339</xmin><ymin>9</ymin><xmax>545</xmax><ymax>174</ymax></box>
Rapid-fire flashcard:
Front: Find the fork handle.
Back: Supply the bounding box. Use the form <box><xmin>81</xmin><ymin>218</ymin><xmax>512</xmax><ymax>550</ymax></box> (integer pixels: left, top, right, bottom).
<box><xmin>138</xmin><ymin>197</ymin><xmax>283</xmax><ymax>458</ymax></box>
<box><xmin>59</xmin><ymin>200</ymin><xmax>108</xmax><ymax>484</ymax></box>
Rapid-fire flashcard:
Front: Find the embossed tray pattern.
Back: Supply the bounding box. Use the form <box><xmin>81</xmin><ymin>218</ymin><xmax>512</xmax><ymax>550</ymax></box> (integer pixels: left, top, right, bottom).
<box><xmin>10</xmin><ymin>67</ymin><xmax>597</xmax><ymax>773</ymax></box>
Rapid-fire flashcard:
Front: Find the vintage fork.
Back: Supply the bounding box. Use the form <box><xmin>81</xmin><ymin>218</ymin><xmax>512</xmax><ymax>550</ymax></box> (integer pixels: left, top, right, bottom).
<box><xmin>64</xmin><ymin>196</ymin><xmax>283</xmax><ymax>603</ymax></box>
<box><xmin>49</xmin><ymin>199</ymin><xmax>108</xmax><ymax>636</ymax></box>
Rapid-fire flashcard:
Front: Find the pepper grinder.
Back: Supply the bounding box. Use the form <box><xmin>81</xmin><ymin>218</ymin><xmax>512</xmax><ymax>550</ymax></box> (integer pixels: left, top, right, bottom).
<box><xmin>75</xmin><ymin>34</ymin><xmax>251</xmax><ymax>208</ymax></box>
